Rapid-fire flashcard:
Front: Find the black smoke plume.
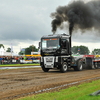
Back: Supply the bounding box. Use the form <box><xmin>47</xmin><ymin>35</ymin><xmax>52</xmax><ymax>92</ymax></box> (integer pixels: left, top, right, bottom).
<box><xmin>51</xmin><ymin>0</ymin><xmax>100</xmax><ymax>35</ymax></box>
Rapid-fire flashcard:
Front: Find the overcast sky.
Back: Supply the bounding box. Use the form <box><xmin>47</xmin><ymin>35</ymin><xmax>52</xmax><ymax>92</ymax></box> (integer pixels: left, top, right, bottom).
<box><xmin>0</xmin><ymin>0</ymin><xmax>100</xmax><ymax>53</ymax></box>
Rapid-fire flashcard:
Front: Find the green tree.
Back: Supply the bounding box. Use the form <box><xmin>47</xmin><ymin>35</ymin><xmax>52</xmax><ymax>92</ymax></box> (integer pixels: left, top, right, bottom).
<box><xmin>6</xmin><ymin>48</ymin><xmax>11</xmax><ymax>52</ymax></box>
<box><xmin>0</xmin><ymin>44</ymin><xmax>4</xmax><ymax>48</ymax></box>
<box><xmin>19</xmin><ymin>48</ymin><xmax>25</xmax><ymax>55</ymax></box>
<box><xmin>19</xmin><ymin>45</ymin><xmax>38</xmax><ymax>55</ymax></box>
<box><xmin>72</xmin><ymin>45</ymin><xmax>90</xmax><ymax>55</ymax></box>
<box><xmin>92</xmin><ymin>49</ymin><xmax>100</xmax><ymax>55</ymax></box>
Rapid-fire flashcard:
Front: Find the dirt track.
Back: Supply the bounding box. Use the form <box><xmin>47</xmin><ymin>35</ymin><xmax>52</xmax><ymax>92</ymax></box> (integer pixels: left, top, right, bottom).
<box><xmin>0</xmin><ymin>67</ymin><xmax>100</xmax><ymax>100</ymax></box>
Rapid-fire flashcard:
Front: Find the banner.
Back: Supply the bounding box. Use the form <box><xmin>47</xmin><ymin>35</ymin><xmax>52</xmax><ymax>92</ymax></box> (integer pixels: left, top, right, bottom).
<box><xmin>0</xmin><ymin>59</ymin><xmax>40</xmax><ymax>64</ymax></box>
<box><xmin>2</xmin><ymin>60</ymin><xmax>11</xmax><ymax>64</ymax></box>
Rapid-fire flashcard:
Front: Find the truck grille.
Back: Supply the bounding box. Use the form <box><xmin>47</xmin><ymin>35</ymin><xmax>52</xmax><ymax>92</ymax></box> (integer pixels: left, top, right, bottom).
<box><xmin>46</xmin><ymin>58</ymin><xmax>53</xmax><ymax>62</ymax></box>
<box><xmin>44</xmin><ymin>56</ymin><xmax>54</xmax><ymax>68</ymax></box>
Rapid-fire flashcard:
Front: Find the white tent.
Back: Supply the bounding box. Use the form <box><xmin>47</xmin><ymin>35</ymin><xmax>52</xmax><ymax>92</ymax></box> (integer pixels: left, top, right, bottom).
<box><xmin>0</xmin><ymin>46</ymin><xmax>5</xmax><ymax>55</ymax></box>
<box><xmin>0</xmin><ymin>46</ymin><xmax>19</xmax><ymax>56</ymax></box>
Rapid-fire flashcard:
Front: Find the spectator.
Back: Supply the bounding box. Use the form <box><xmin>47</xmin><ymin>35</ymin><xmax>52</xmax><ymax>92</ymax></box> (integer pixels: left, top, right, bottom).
<box><xmin>24</xmin><ymin>56</ymin><xmax>27</xmax><ymax>60</ymax></box>
<box><xmin>0</xmin><ymin>56</ymin><xmax>3</xmax><ymax>60</ymax></box>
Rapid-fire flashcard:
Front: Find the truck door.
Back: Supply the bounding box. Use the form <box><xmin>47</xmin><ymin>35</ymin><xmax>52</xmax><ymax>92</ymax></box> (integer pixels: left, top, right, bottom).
<box><xmin>61</xmin><ymin>39</ymin><xmax>69</xmax><ymax>55</ymax></box>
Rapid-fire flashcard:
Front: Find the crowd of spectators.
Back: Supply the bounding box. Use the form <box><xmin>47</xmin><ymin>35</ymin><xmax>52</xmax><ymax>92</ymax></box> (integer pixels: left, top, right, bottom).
<box><xmin>0</xmin><ymin>56</ymin><xmax>40</xmax><ymax>60</ymax></box>
<box><xmin>0</xmin><ymin>56</ymin><xmax>40</xmax><ymax>64</ymax></box>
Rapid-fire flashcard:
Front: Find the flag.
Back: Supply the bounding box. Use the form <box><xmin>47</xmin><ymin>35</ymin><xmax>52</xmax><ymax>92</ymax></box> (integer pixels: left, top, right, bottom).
<box><xmin>38</xmin><ymin>49</ymin><xmax>40</xmax><ymax>54</ymax></box>
<box><xmin>78</xmin><ymin>48</ymin><xmax>80</xmax><ymax>51</ymax></box>
<box><xmin>11</xmin><ymin>43</ymin><xmax>13</xmax><ymax>53</ymax></box>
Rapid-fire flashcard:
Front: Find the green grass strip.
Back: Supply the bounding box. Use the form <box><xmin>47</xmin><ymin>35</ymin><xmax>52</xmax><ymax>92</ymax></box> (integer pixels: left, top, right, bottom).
<box><xmin>0</xmin><ymin>63</ymin><xmax>40</xmax><ymax>67</ymax></box>
<box><xmin>17</xmin><ymin>79</ymin><xmax>100</xmax><ymax>100</ymax></box>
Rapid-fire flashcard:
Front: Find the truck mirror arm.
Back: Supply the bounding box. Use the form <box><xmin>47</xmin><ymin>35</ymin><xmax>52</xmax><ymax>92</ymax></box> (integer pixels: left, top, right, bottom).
<box><xmin>38</xmin><ymin>42</ymin><xmax>41</xmax><ymax>49</ymax></box>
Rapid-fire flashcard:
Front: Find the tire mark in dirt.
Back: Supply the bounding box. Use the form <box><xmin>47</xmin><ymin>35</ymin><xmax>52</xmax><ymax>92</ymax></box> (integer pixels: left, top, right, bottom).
<box><xmin>0</xmin><ymin>68</ymin><xmax>100</xmax><ymax>100</ymax></box>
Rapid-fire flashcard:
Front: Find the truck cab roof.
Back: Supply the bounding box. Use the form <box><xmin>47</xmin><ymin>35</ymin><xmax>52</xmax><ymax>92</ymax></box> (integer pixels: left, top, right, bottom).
<box><xmin>41</xmin><ymin>33</ymin><xmax>70</xmax><ymax>39</ymax></box>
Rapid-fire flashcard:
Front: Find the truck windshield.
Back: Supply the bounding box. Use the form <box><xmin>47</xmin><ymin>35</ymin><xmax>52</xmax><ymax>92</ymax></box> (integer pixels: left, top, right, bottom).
<box><xmin>42</xmin><ymin>38</ymin><xmax>59</xmax><ymax>49</ymax></box>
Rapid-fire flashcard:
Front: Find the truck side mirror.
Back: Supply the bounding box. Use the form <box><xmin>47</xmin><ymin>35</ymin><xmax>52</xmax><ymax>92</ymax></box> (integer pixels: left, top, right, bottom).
<box><xmin>38</xmin><ymin>42</ymin><xmax>41</xmax><ymax>49</ymax></box>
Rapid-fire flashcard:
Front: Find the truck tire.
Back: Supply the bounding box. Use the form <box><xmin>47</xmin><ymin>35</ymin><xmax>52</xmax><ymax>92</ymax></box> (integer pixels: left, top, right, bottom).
<box><xmin>86</xmin><ymin>58</ymin><xmax>92</xmax><ymax>69</ymax></box>
<box><xmin>94</xmin><ymin>62</ymin><xmax>98</xmax><ymax>69</ymax></box>
<box><xmin>74</xmin><ymin>60</ymin><xmax>83</xmax><ymax>71</ymax></box>
<box><xmin>41</xmin><ymin>65</ymin><xmax>49</xmax><ymax>72</ymax></box>
<box><xmin>60</xmin><ymin>63</ymin><xmax>68</xmax><ymax>73</ymax></box>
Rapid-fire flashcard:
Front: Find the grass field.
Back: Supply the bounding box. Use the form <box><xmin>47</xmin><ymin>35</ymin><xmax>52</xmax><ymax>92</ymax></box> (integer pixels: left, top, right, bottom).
<box><xmin>17</xmin><ymin>79</ymin><xmax>100</xmax><ymax>100</ymax></box>
<box><xmin>0</xmin><ymin>63</ymin><xmax>40</xmax><ymax>67</ymax></box>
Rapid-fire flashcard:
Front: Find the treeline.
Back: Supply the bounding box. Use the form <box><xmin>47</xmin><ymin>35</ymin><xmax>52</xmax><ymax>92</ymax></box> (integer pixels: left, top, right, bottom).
<box><xmin>92</xmin><ymin>49</ymin><xmax>100</xmax><ymax>55</ymax></box>
<box><xmin>1</xmin><ymin>44</ymin><xmax>100</xmax><ymax>55</ymax></box>
<box><xmin>19</xmin><ymin>45</ymin><xmax>38</xmax><ymax>55</ymax></box>
<box><xmin>0</xmin><ymin>44</ymin><xmax>38</xmax><ymax>55</ymax></box>
<box><xmin>71</xmin><ymin>45</ymin><xmax>90</xmax><ymax>55</ymax></box>
<box><xmin>0</xmin><ymin>44</ymin><xmax>11</xmax><ymax>52</ymax></box>
<box><xmin>72</xmin><ymin>46</ymin><xmax>100</xmax><ymax>55</ymax></box>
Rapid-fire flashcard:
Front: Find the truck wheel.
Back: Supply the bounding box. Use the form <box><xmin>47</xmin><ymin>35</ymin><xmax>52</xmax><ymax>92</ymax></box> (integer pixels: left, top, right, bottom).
<box><xmin>94</xmin><ymin>62</ymin><xmax>98</xmax><ymax>69</ymax></box>
<box><xmin>41</xmin><ymin>65</ymin><xmax>49</xmax><ymax>72</ymax></box>
<box><xmin>74</xmin><ymin>60</ymin><xmax>83</xmax><ymax>71</ymax></box>
<box><xmin>86</xmin><ymin>58</ymin><xmax>92</xmax><ymax>69</ymax></box>
<box><xmin>60</xmin><ymin>63</ymin><xmax>68</xmax><ymax>73</ymax></box>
